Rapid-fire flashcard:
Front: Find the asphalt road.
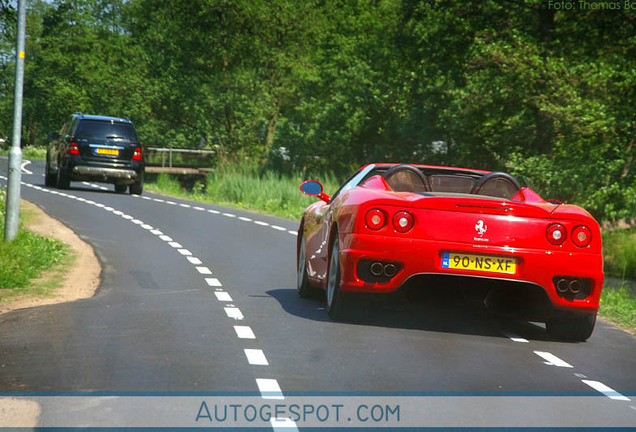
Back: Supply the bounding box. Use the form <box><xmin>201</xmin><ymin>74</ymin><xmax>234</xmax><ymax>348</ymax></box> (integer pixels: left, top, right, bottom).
<box><xmin>1</xmin><ymin>158</ymin><xmax>635</xmax><ymax>429</ymax></box>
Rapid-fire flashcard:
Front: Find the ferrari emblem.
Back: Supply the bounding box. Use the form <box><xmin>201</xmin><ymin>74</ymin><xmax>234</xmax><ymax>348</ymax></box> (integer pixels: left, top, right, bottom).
<box><xmin>475</xmin><ymin>220</ymin><xmax>487</xmax><ymax>236</ymax></box>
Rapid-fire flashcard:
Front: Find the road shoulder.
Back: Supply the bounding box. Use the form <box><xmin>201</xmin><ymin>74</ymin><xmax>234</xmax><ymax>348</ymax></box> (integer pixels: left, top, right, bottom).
<box><xmin>0</xmin><ymin>199</ymin><xmax>101</xmax><ymax>314</ymax></box>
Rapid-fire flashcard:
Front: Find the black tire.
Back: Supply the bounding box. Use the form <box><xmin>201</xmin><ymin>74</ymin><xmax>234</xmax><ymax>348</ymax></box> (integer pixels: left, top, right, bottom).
<box><xmin>44</xmin><ymin>155</ymin><xmax>56</xmax><ymax>186</ymax></box>
<box><xmin>114</xmin><ymin>184</ymin><xmax>128</xmax><ymax>193</ymax></box>
<box><xmin>546</xmin><ymin>311</ymin><xmax>597</xmax><ymax>342</ymax></box>
<box><xmin>129</xmin><ymin>174</ymin><xmax>144</xmax><ymax>195</ymax></box>
<box><xmin>326</xmin><ymin>233</ymin><xmax>348</xmax><ymax>320</ymax></box>
<box><xmin>297</xmin><ymin>233</ymin><xmax>315</xmax><ymax>298</ymax></box>
<box><xmin>56</xmin><ymin>163</ymin><xmax>70</xmax><ymax>189</ymax></box>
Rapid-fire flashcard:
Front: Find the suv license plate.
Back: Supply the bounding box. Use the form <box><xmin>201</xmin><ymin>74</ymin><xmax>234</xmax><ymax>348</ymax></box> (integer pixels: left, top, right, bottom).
<box><xmin>441</xmin><ymin>252</ymin><xmax>517</xmax><ymax>274</ymax></box>
<box><xmin>95</xmin><ymin>148</ymin><xmax>119</xmax><ymax>156</ymax></box>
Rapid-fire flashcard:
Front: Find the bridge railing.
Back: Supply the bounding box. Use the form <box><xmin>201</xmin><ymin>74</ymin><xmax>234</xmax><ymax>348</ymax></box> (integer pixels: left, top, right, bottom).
<box><xmin>145</xmin><ymin>147</ymin><xmax>216</xmax><ymax>174</ymax></box>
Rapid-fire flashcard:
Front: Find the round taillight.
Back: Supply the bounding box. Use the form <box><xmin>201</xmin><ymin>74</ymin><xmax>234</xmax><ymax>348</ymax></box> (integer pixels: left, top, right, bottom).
<box><xmin>572</xmin><ymin>225</ymin><xmax>592</xmax><ymax>248</ymax></box>
<box><xmin>392</xmin><ymin>211</ymin><xmax>414</xmax><ymax>233</ymax></box>
<box><xmin>365</xmin><ymin>209</ymin><xmax>386</xmax><ymax>230</ymax></box>
<box><xmin>546</xmin><ymin>223</ymin><xmax>567</xmax><ymax>245</ymax></box>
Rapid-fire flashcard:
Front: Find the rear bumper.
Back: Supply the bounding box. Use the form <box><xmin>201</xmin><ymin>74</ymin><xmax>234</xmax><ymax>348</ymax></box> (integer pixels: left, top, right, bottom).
<box><xmin>63</xmin><ymin>156</ymin><xmax>143</xmax><ymax>184</ymax></box>
<box><xmin>338</xmin><ymin>233</ymin><xmax>603</xmax><ymax>313</ymax></box>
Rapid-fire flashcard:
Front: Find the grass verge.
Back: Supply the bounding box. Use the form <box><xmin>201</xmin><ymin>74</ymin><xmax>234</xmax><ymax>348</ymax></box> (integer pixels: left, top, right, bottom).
<box><xmin>599</xmin><ymin>278</ymin><xmax>636</xmax><ymax>335</ymax></box>
<box><xmin>0</xmin><ymin>145</ymin><xmax>47</xmax><ymax>160</ymax></box>
<box><xmin>0</xmin><ymin>191</ymin><xmax>68</xmax><ymax>304</ymax></box>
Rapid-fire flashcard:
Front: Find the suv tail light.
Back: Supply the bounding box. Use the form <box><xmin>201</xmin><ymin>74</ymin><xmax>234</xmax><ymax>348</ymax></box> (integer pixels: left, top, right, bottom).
<box><xmin>69</xmin><ymin>141</ymin><xmax>80</xmax><ymax>155</ymax></box>
<box><xmin>132</xmin><ymin>147</ymin><xmax>142</xmax><ymax>161</ymax></box>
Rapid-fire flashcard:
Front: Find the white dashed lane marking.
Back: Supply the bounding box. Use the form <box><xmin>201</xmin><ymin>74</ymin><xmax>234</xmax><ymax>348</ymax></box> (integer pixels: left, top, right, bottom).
<box><xmin>256</xmin><ymin>379</ymin><xmax>284</xmax><ymax>400</ymax></box>
<box><xmin>6</xmin><ymin>177</ymin><xmax>294</xmax><ymax>409</ymax></box>
<box><xmin>234</xmin><ymin>326</ymin><xmax>256</xmax><ymax>339</ymax></box>
<box><xmin>534</xmin><ymin>351</ymin><xmax>573</xmax><ymax>368</ymax></box>
<box><xmin>582</xmin><ymin>380</ymin><xmax>631</xmax><ymax>401</ymax></box>
<box><xmin>224</xmin><ymin>307</ymin><xmax>244</xmax><ymax>320</ymax></box>
<box><xmin>214</xmin><ymin>291</ymin><xmax>233</xmax><ymax>302</ymax></box>
<box><xmin>205</xmin><ymin>278</ymin><xmax>222</xmax><ymax>287</ymax></box>
<box><xmin>244</xmin><ymin>349</ymin><xmax>269</xmax><ymax>366</ymax></box>
<box><xmin>196</xmin><ymin>267</ymin><xmax>212</xmax><ymax>275</ymax></box>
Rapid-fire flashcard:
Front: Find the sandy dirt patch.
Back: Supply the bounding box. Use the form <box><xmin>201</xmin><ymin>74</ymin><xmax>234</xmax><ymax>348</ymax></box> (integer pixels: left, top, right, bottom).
<box><xmin>0</xmin><ymin>199</ymin><xmax>101</xmax><ymax>314</ymax></box>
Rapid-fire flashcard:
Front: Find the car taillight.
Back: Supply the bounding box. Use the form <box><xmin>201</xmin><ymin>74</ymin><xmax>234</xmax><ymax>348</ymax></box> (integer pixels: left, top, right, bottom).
<box><xmin>546</xmin><ymin>223</ymin><xmax>567</xmax><ymax>245</ymax></box>
<box><xmin>392</xmin><ymin>211</ymin><xmax>414</xmax><ymax>233</ymax></box>
<box><xmin>69</xmin><ymin>141</ymin><xmax>80</xmax><ymax>155</ymax></box>
<box><xmin>132</xmin><ymin>147</ymin><xmax>142</xmax><ymax>161</ymax></box>
<box><xmin>365</xmin><ymin>209</ymin><xmax>386</xmax><ymax>230</ymax></box>
<box><xmin>572</xmin><ymin>225</ymin><xmax>592</xmax><ymax>248</ymax></box>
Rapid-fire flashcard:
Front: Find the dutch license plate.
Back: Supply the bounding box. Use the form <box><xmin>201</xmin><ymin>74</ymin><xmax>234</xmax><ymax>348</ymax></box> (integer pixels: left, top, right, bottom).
<box><xmin>441</xmin><ymin>252</ymin><xmax>517</xmax><ymax>275</ymax></box>
<box><xmin>95</xmin><ymin>147</ymin><xmax>119</xmax><ymax>156</ymax></box>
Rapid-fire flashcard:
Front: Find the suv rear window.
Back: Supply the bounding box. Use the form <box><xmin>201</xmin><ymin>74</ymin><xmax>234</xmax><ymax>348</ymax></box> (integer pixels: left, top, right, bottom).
<box><xmin>74</xmin><ymin>120</ymin><xmax>139</xmax><ymax>141</ymax></box>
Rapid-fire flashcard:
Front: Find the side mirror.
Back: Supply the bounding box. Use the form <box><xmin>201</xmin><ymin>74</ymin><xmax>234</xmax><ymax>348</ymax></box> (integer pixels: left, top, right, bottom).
<box><xmin>300</xmin><ymin>180</ymin><xmax>331</xmax><ymax>203</ymax></box>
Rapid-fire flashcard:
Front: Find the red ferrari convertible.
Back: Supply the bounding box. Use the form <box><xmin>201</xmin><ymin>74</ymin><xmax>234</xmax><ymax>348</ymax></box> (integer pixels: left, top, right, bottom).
<box><xmin>297</xmin><ymin>163</ymin><xmax>604</xmax><ymax>341</ymax></box>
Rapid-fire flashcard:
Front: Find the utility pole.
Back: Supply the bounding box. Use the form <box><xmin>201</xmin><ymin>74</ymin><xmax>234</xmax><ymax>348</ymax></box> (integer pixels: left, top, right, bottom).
<box><xmin>4</xmin><ymin>0</ymin><xmax>26</xmax><ymax>241</ymax></box>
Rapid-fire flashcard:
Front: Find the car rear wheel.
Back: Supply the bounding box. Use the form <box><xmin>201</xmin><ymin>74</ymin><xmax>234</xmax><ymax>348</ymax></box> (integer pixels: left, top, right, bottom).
<box><xmin>129</xmin><ymin>174</ymin><xmax>143</xmax><ymax>195</ymax></box>
<box><xmin>114</xmin><ymin>184</ymin><xmax>128</xmax><ymax>193</ymax></box>
<box><xmin>326</xmin><ymin>234</ymin><xmax>348</xmax><ymax>320</ymax></box>
<box><xmin>297</xmin><ymin>233</ymin><xmax>317</xmax><ymax>298</ymax></box>
<box><xmin>546</xmin><ymin>311</ymin><xmax>596</xmax><ymax>342</ymax></box>
<box><xmin>56</xmin><ymin>163</ymin><xmax>70</xmax><ymax>189</ymax></box>
<box><xmin>44</xmin><ymin>155</ymin><xmax>56</xmax><ymax>186</ymax></box>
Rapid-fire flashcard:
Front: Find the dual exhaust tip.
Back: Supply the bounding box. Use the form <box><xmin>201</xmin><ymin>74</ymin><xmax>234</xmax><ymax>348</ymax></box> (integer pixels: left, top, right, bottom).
<box><xmin>370</xmin><ymin>262</ymin><xmax>397</xmax><ymax>278</ymax></box>
<box><xmin>556</xmin><ymin>278</ymin><xmax>582</xmax><ymax>295</ymax></box>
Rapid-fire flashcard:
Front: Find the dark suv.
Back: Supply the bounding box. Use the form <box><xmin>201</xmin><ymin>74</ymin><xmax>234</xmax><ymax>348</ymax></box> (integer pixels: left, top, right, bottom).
<box><xmin>46</xmin><ymin>113</ymin><xmax>144</xmax><ymax>194</ymax></box>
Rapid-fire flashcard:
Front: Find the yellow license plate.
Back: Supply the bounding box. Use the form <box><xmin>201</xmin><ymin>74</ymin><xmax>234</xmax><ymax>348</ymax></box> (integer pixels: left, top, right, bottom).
<box><xmin>441</xmin><ymin>252</ymin><xmax>517</xmax><ymax>274</ymax></box>
<box><xmin>95</xmin><ymin>148</ymin><xmax>119</xmax><ymax>156</ymax></box>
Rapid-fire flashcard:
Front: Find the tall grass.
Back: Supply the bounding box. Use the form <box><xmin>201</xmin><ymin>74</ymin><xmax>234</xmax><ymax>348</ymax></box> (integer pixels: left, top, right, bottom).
<box><xmin>205</xmin><ymin>163</ymin><xmax>340</xmax><ymax>220</ymax></box>
<box><xmin>147</xmin><ymin>162</ymin><xmax>342</xmax><ymax>220</ymax></box>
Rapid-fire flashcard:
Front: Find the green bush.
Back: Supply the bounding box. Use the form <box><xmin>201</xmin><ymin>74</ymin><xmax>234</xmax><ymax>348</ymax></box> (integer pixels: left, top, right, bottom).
<box><xmin>603</xmin><ymin>229</ymin><xmax>636</xmax><ymax>280</ymax></box>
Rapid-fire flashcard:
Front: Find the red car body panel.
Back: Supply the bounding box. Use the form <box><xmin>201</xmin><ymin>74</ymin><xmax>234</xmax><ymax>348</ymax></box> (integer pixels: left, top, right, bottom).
<box><xmin>299</xmin><ymin>163</ymin><xmax>604</xmax><ymax>318</ymax></box>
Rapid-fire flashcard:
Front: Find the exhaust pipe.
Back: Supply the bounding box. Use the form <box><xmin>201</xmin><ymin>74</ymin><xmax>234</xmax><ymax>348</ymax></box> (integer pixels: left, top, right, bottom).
<box><xmin>556</xmin><ymin>279</ymin><xmax>570</xmax><ymax>294</ymax></box>
<box><xmin>370</xmin><ymin>262</ymin><xmax>384</xmax><ymax>276</ymax></box>
<box><xmin>383</xmin><ymin>263</ymin><xmax>397</xmax><ymax>278</ymax></box>
<box><xmin>569</xmin><ymin>279</ymin><xmax>581</xmax><ymax>294</ymax></box>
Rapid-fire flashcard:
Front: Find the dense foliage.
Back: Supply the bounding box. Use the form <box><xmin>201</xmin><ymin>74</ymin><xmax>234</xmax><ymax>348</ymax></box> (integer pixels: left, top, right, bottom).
<box><xmin>1</xmin><ymin>0</ymin><xmax>634</xmax><ymax>221</ymax></box>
